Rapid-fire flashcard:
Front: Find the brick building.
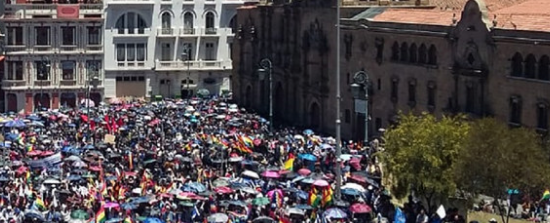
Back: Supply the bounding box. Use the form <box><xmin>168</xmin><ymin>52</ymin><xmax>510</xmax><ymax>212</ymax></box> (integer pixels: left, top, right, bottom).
<box><xmin>232</xmin><ymin>0</ymin><xmax>550</xmax><ymax>140</ymax></box>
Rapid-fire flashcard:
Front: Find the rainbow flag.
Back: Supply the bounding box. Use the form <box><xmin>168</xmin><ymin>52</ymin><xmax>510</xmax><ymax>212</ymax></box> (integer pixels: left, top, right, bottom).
<box><xmin>16</xmin><ymin>133</ymin><xmax>25</xmax><ymax>145</ymax></box>
<box><xmin>34</xmin><ymin>197</ymin><xmax>46</xmax><ymax>210</ymax></box>
<box><xmin>308</xmin><ymin>188</ymin><xmax>320</xmax><ymax>208</ymax></box>
<box><xmin>283</xmin><ymin>158</ymin><xmax>295</xmax><ymax>171</ymax></box>
<box><xmin>95</xmin><ymin>206</ymin><xmax>106</xmax><ymax>223</ymax></box>
<box><xmin>271</xmin><ymin>191</ymin><xmax>283</xmax><ymax>207</ymax></box>
<box><xmin>241</xmin><ymin>135</ymin><xmax>254</xmax><ymax>147</ymax></box>
<box><xmin>123</xmin><ymin>216</ymin><xmax>134</xmax><ymax>223</ymax></box>
<box><xmin>26</xmin><ymin>144</ymin><xmax>35</xmax><ymax>152</ymax></box>
<box><xmin>543</xmin><ymin>190</ymin><xmax>550</xmax><ymax>200</ymax></box>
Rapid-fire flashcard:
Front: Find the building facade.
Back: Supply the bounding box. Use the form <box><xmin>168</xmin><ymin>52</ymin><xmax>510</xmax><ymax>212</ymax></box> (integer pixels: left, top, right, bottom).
<box><xmin>1</xmin><ymin>0</ymin><xmax>104</xmax><ymax>112</ymax></box>
<box><xmin>231</xmin><ymin>0</ymin><xmax>432</xmax><ymax>139</ymax></box>
<box><xmin>103</xmin><ymin>0</ymin><xmax>242</xmax><ymax>100</ymax></box>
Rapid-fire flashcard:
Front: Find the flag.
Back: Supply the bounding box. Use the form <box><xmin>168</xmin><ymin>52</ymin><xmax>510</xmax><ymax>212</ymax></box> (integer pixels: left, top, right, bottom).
<box><xmin>127</xmin><ymin>152</ymin><xmax>133</xmax><ymax>170</ymax></box>
<box><xmin>95</xmin><ymin>206</ymin><xmax>106</xmax><ymax>223</ymax></box>
<box><xmin>123</xmin><ymin>216</ymin><xmax>134</xmax><ymax>223</ymax></box>
<box><xmin>26</xmin><ymin>144</ymin><xmax>35</xmax><ymax>152</ymax></box>
<box><xmin>240</xmin><ymin>135</ymin><xmax>254</xmax><ymax>147</ymax></box>
<box><xmin>321</xmin><ymin>187</ymin><xmax>333</xmax><ymax>207</ymax></box>
<box><xmin>192</xmin><ymin>204</ymin><xmax>200</xmax><ymax>219</ymax></box>
<box><xmin>271</xmin><ymin>191</ymin><xmax>283</xmax><ymax>207</ymax></box>
<box><xmin>34</xmin><ymin>197</ymin><xmax>46</xmax><ymax>210</ymax></box>
<box><xmin>308</xmin><ymin>188</ymin><xmax>321</xmax><ymax>207</ymax></box>
<box><xmin>394</xmin><ymin>207</ymin><xmax>406</xmax><ymax>223</ymax></box>
<box><xmin>283</xmin><ymin>157</ymin><xmax>295</xmax><ymax>171</ymax></box>
<box><xmin>543</xmin><ymin>190</ymin><xmax>550</xmax><ymax>200</ymax></box>
<box><xmin>16</xmin><ymin>133</ymin><xmax>25</xmax><ymax>145</ymax></box>
<box><xmin>25</xmin><ymin>171</ymin><xmax>31</xmax><ymax>183</ymax></box>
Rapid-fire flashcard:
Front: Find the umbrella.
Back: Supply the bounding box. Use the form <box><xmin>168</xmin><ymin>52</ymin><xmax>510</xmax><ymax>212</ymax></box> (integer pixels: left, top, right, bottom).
<box><xmin>70</xmin><ymin>209</ymin><xmax>89</xmax><ymax>220</ymax></box>
<box><xmin>184</xmin><ymin>182</ymin><xmax>207</xmax><ymax>193</ymax></box>
<box><xmin>349</xmin><ymin>203</ymin><xmax>372</xmax><ymax>213</ymax></box>
<box><xmin>143</xmin><ymin>217</ymin><xmax>164</xmax><ymax>223</ymax></box>
<box><xmin>242</xmin><ymin>170</ymin><xmax>260</xmax><ymax>179</ymax></box>
<box><xmin>43</xmin><ymin>178</ymin><xmax>61</xmax><ymax>184</ymax></box>
<box><xmin>24</xmin><ymin>210</ymin><xmax>44</xmax><ymax>221</ymax></box>
<box><xmin>293</xmin><ymin>204</ymin><xmax>313</xmax><ymax>210</ymax></box>
<box><xmin>120</xmin><ymin>203</ymin><xmax>138</xmax><ymax>210</ymax></box>
<box><xmin>208</xmin><ymin>213</ymin><xmax>229</xmax><ymax>223</ymax></box>
<box><xmin>5</xmin><ymin>119</ymin><xmax>25</xmax><ymax>128</ymax></box>
<box><xmin>64</xmin><ymin>155</ymin><xmax>81</xmax><ymax>162</ymax></box>
<box><xmin>80</xmin><ymin>99</ymin><xmax>96</xmax><ymax>107</ymax></box>
<box><xmin>214</xmin><ymin>186</ymin><xmax>233</xmax><ymax>194</ymax></box>
<box><xmin>324</xmin><ymin>208</ymin><xmax>348</xmax><ymax>219</ymax></box>
<box><xmin>299</xmin><ymin>154</ymin><xmax>317</xmax><ymax>161</ymax></box>
<box><xmin>106</xmin><ymin>218</ymin><xmax>124</xmax><ymax>223</ymax></box>
<box><xmin>286</xmin><ymin>208</ymin><xmax>306</xmax><ymax>216</ymax></box>
<box><xmin>341</xmin><ymin>188</ymin><xmax>362</xmax><ymax>196</ymax></box>
<box><xmin>303</xmin><ymin>129</ymin><xmax>314</xmax><ymax>135</ymax></box>
<box><xmin>297</xmin><ymin>168</ymin><xmax>311</xmax><ymax>176</ymax></box>
<box><xmin>252</xmin><ymin>197</ymin><xmax>270</xmax><ymax>206</ymax></box>
<box><xmin>342</xmin><ymin>183</ymin><xmax>366</xmax><ymax>192</ymax></box>
<box><xmin>253</xmin><ymin>216</ymin><xmax>276</xmax><ymax>223</ymax></box>
<box><xmin>313</xmin><ymin>179</ymin><xmax>329</xmax><ymax>187</ymax></box>
<box><xmin>212</xmin><ymin>178</ymin><xmax>230</xmax><ymax>187</ymax></box>
<box><xmin>261</xmin><ymin>171</ymin><xmax>280</xmax><ymax>178</ymax></box>
<box><xmin>104</xmin><ymin>202</ymin><xmax>119</xmax><ymax>208</ymax></box>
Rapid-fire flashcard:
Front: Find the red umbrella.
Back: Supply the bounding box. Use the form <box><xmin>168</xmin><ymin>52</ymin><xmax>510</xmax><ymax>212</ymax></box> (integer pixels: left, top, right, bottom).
<box><xmin>41</xmin><ymin>151</ymin><xmax>55</xmax><ymax>156</ymax></box>
<box><xmin>348</xmin><ymin>174</ymin><xmax>367</xmax><ymax>184</ymax></box>
<box><xmin>349</xmin><ymin>158</ymin><xmax>361</xmax><ymax>170</ymax></box>
<box><xmin>27</xmin><ymin>150</ymin><xmax>43</xmax><ymax>156</ymax></box>
<box><xmin>350</xmin><ymin>203</ymin><xmax>372</xmax><ymax>213</ymax></box>
<box><xmin>297</xmin><ymin>168</ymin><xmax>311</xmax><ymax>176</ymax></box>
<box><xmin>214</xmin><ymin>186</ymin><xmax>233</xmax><ymax>194</ymax></box>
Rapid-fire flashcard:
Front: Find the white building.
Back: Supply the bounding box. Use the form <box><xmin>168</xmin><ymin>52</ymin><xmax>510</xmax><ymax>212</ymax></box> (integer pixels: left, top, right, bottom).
<box><xmin>103</xmin><ymin>0</ymin><xmax>242</xmax><ymax>99</ymax></box>
<box><xmin>1</xmin><ymin>0</ymin><xmax>104</xmax><ymax>113</ymax></box>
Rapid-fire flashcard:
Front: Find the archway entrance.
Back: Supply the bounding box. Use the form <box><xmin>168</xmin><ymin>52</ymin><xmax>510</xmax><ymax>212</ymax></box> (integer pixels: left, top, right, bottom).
<box><xmin>309</xmin><ymin>102</ymin><xmax>320</xmax><ymax>130</ymax></box>
<box><xmin>90</xmin><ymin>92</ymin><xmax>101</xmax><ymax>105</ymax></box>
<box><xmin>60</xmin><ymin>93</ymin><xmax>76</xmax><ymax>108</ymax></box>
<box><xmin>34</xmin><ymin>93</ymin><xmax>50</xmax><ymax>110</ymax></box>
<box><xmin>275</xmin><ymin>82</ymin><xmax>284</xmax><ymax>122</ymax></box>
<box><xmin>6</xmin><ymin>94</ymin><xmax>17</xmax><ymax>112</ymax></box>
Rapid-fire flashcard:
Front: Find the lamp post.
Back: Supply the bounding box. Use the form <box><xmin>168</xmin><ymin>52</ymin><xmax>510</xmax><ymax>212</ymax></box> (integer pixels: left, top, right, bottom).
<box><xmin>181</xmin><ymin>52</ymin><xmax>191</xmax><ymax>99</ymax></box>
<box><xmin>351</xmin><ymin>71</ymin><xmax>370</xmax><ymax>146</ymax></box>
<box><xmin>38</xmin><ymin>56</ymin><xmax>50</xmax><ymax>111</ymax></box>
<box><xmin>334</xmin><ymin>0</ymin><xmax>343</xmax><ymax>201</ymax></box>
<box><xmin>87</xmin><ymin>64</ymin><xmax>100</xmax><ymax>144</ymax></box>
<box><xmin>257</xmin><ymin>58</ymin><xmax>273</xmax><ymax>132</ymax></box>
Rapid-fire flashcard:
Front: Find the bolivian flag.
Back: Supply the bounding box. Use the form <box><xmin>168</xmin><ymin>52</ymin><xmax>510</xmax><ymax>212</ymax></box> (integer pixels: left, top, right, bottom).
<box><xmin>321</xmin><ymin>187</ymin><xmax>334</xmax><ymax>207</ymax></box>
<box><xmin>542</xmin><ymin>190</ymin><xmax>550</xmax><ymax>200</ymax></box>
<box><xmin>308</xmin><ymin>188</ymin><xmax>320</xmax><ymax>208</ymax></box>
<box><xmin>283</xmin><ymin>158</ymin><xmax>295</xmax><ymax>171</ymax></box>
<box><xmin>34</xmin><ymin>197</ymin><xmax>46</xmax><ymax>210</ymax></box>
<box><xmin>96</xmin><ymin>206</ymin><xmax>106</xmax><ymax>223</ymax></box>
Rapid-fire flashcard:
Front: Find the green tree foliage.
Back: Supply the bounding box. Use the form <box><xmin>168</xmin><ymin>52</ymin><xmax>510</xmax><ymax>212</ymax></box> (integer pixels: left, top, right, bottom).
<box><xmin>455</xmin><ymin>118</ymin><xmax>550</xmax><ymax>223</ymax></box>
<box><xmin>382</xmin><ymin>112</ymin><xmax>470</xmax><ymax>213</ymax></box>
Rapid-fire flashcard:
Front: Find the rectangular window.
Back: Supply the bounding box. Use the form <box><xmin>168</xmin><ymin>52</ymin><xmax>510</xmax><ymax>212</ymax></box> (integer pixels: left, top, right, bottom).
<box><xmin>408</xmin><ymin>83</ymin><xmax>416</xmax><ymax>103</ymax></box>
<box><xmin>136</xmin><ymin>44</ymin><xmax>146</xmax><ymax>61</ymax></box>
<box><xmin>86</xmin><ymin>60</ymin><xmax>102</xmax><ymax>76</ymax></box>
<box><xmin>205</xmin><ymin>42</ymin><xmax>215</xmax><ymax>60</ymax></box>
<box><xmin>127</xmin><ymin>44</ymin><xmax>136</xmax><ymax>61</ymax></box>
<box><xmin>390</xmin><ymin>79</ymin><xmax>398</xmax><ymax>101</ymax></box>
<box><xmin>116</xmin><ymin>44</ymin><xmax>126</xmax><ymax>61</ymax></box>
<box><xmin>61</xmin><ymin>26</ymin><xmax>76</xmax><ymax>46</ymax></box>
<box><xmin>182</xmin><ymin>43</ymin><xmax>193</xmax><ymax>60</ymax></box>
<box><xmin>509</xmin><ymin>97</ymin><xmax>521</xmax><ymax>125</ymax></box>
<box><xmin>61</xmin><ymin>61</ymin><xmax>76</xmax><ymax>80</ymax></box>
<box><xmin>6</xmin><ymin>27</ymin><xmax>23</xmax><ymax>45</ymax></box>
<box><xmin>87</xmin><ymin>26</ymin><xmax>101</xmax><ymax>45</ymax></box>
<box><xmin>427</xmin><ymin>85</ymin><xmax>436</xmax><ymax>107</ymax></box>
<box><xmin>7</xmin><ymin>61</ymin><xmax>24</xmax><ymax>80</ymax></box>
<box><xmin>35</xmin><ymin>27</ymin><xmax>50</xmax><ymax>46</ymax></box>
<box><xmin>538</xmin><ymin>104</ymin><xmax>548</xmax><ymax>130</ymax></box>
<box><xmin>35</xmin><ymin>61</ymin><xmax>50</xmax><ymax>80</ymax></box>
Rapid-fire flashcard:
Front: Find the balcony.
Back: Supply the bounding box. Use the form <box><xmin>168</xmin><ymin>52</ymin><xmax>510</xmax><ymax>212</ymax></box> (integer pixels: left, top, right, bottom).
<box><xmin>86</xmin><ymin>45</ymin><xmax>103</xmax><ymax>53</ymax></box>
<box><xmin>59</xmin><ymin>45</ymin><xmax>78</xmax><ymax>53</ymax></box>
<box><xmin>34</xmin><ymin>80</ymin><xmax>51</xmax><ymax>87</ymax></box>
<box><xmin>33</xmin><ymin>45</ymin><xmax>53</xmax><ymax>53</ymax></box>
<box><xmin>4</xmin><ymin>45</ymin><xmax>27</xmax><ymax>54</ymax></box>
<box><xmin>60</xmin><ymin>80</ymin><xmax>77</xmax><ymax>86</ymax></box>
<box><xmin>106</xmin><ymin>0</ymin><xmax>155</xmax><ymax>5</ymax></box>
<box><xmin>112</xmin><ymin>28</ymin><xmax>151</xmax><ymax>37</ymax></box>
<box><xmin>79</xmin><ymin>4</ymin><xmax>103</xmax><ymax>14</ymax></box>
<box><xmin>2</xmin><ymin>80</ymin><xmax>27</xmax><ymax>89</ymax></box>
<box><xmin>180</xmin><ymin>28</ymin><xmax>199</xmax><ymax>36</ymax></box>
<box><xmin>157</xmin><ymin>28</ymin><xmax>176</xmax><ymax>36</ymax></box>
<box><xmin>204</xmin><ymin>28</ymin><xmax>218</xmax><ymax>35</ymax></box>
<box><xmin>155</xmin><ymin>60</ymin><xmax>229</xmax><ymax>71</ymax></box>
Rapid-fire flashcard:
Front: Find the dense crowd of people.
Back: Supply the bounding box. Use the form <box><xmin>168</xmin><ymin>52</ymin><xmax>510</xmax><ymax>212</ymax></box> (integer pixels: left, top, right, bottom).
<box><xmin>0</xmin><ymin>97</ymin><xmax>393</xmax><ymax>223</ymax></box>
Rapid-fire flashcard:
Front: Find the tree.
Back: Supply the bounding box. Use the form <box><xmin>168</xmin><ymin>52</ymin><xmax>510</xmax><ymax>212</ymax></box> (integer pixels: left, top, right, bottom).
<box><xmin>455</xmin><ymin>118</ymin><xmax>550</xmax><ymax>223</ymax></box>
<box><xmin>382</xmin><ymin>112</ymin><xmax>470</xmax><ymax>213</ymax></box>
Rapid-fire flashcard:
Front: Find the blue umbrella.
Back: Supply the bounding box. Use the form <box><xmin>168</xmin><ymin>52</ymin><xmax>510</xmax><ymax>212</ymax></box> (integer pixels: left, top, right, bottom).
<box><xmin>342</xmin><ymin>188</ymin><xmax>361</xmax><ymax>196</ymax></box>
<box><xmin>5</xmin><ymin>119</ymin><xmax>25</xmax><ymax>128</ymax></box>
<box><xmin>130</xmin><ymin>196</ymin><xmax>151</xmax><ymax>204</ymax></box>
<box><xmin>120</xmin><ymin>203</ymin><xmax>138</xmax><ymax>210</ymax></box>
<box><xmin>293</xmin><ymin>204</ymin><xmax>313</xmax><ymax>210</ymax></box>
<box><xmin>324</xmin><ymin>208</ymin><xmax>348</xmax><ymax>219</ymax></box>
<box><xmin>303</xmin><ymin>129</ymin><xmax>314</xmax><ymax>135</ymax></box>
<box><xmin>106</xmin><ymin>217</ymin><xmax>124</xmax><ymax>223</ymax></box>
<box><xmin>298</xmin><ymin>154</ymin><xmax>317</xmax><ymax>162</ymax></box>
<box><xmin>183</xmin><ymin>182</ymin><xmax>206</xmax><ymax>193</ymax></box>
<box><xmin>143</xmin><ymin>217</ymin><xmax>165</xmax><ymax>223</ymax></box>
<box><xmin>26</xmin><ymin>115</ymin><xmax>41</xmax><ymax>121</ymax></box>
<box><xmin>67</xmin><ymin>175</ymin><xmax>82</xmax><ymax>181</ymax></box>
<box><xmin>4</xmin><ymin>133</ymin><xmax>18</xmax><ymax>141</ymax></box>
<box><xmin>295</xmin><ymin>191</ymin><xmax>308</xmax><ymax>200</ymax></box>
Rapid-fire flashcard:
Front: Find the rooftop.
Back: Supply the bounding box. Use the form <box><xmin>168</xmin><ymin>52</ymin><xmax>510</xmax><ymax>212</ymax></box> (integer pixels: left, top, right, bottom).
<box><xmin>368</xmin><ymin>0</ymin><xmax>550</xmax><ymax>32</ymax></box>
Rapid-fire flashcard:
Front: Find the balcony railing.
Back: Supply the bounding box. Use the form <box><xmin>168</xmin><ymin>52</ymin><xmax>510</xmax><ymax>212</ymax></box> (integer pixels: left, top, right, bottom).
<box><xmin>34</xmin><ymin>80</ymin><xmax>51</xmax><ymax>87</ymax></box>
<box><xmin>158</xmin><ymin>28</ymin><xmax>175</xmax><ymax>36</ymax></box>
<box><xmin>60</xmin><ymin>80</ymin><xmax>77</xmax><ymax>86</ymax></box>
<box><xmin>59</xmin><ymin>45</ymin><xmax>78</xmax><ymax>52</ymax></box>
<box><xmin>4</xmin><ymin>45</ymin><xmax>26</xmax><ymax>53</ymax></box>
<box><xmin>155</xmin><ymin>60</ymin><xmax>228</xmax><ymax>70</ymax></box>
<box><xmin>2</xmin><ymin>80</ymin><xmax>27</xmax><ymax>88</ymax></box>
<box><xmin>204</xmin><ymin>28</ymin><xmax>218</xmax><ymax>35</ymax></box>
<box><xmin>80</xmin><ymin>4</ymin><xmax>103</xmax><ymax>10</ymax></box>
<box><xmin>114</xmin><ymin>28</ymin><xmax>151</xmax><ymax>36</ymax></box>
<box><xmin>181</xmin><ymin>28</ymin><xmax>196</xmax><ymax>35</ymax></box>
<box><xmin>34</xmin><ymin>45</ymin><xmax>53</xmax><ymax>52</ymax></box>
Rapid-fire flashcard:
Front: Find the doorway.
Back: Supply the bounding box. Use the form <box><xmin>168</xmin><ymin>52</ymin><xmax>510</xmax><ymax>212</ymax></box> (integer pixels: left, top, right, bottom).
<box><xmin>161</xmin><ymin>43</ymin><xmax>172</xmax><ymax>61</ymax></box>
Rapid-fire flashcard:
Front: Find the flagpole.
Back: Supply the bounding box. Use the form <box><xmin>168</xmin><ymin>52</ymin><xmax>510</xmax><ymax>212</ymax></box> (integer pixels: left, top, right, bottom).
<box><xmin>334</xmin><ymin>0</ymin><xmax>343</xmax><ymax>201</ymax></box>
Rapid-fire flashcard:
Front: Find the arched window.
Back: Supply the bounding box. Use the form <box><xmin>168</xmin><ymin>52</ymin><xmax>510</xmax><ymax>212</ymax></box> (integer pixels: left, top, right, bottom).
<box><xmin>400</xmin><ymin>42</ymin><xmax>408</xmax><ymax>62</ymax></box>
<box><xmin>428</xmin><ymin>45</ymin><xmax>437</xmax><ymax>65</ymax></box>
<box><xmin>539</xmin><ymin>55</ymin><xmax>549</xmax><ymax>81</ymax></box>
<box><xmin>511</xmin><ymin>53</ymin><xmax>523</xmax><ymax>77</ymax></box>
<box><xmin>115</xmin><ymin>12</ymin><xmax>148</xmax><ymax>34</ymax></box>
<box><xmin>205</xmin><ymin>12</ymin><xmax>215</xmax><ymax>29</ymax></box>
<box><xmin>418</xmin><ymin>44</ymin><xmax>427</xmax><ymax>64</ymax></box>
<box><xmin>391</xmin><ymin>42</ymin><xmax>399</xmax><ymax>61</ymax></box>
<box><xmin>409</xmin><ymin>43</ymin><xmax>418</xmax><ymax>63</ymax></box>
<box><xmin>525</xmin><ymin>54</ymin><xmax>536</xmax><ymax>79</ymax></box>
<box><xmin>183</xmin><ymin>12</ymin><xmax>194</xmax><ymax>34</ymax></box>
<box><xmin>161</xmin><ymin>12</ymin><xmax>171</xmax><ymax>28</ymax></box>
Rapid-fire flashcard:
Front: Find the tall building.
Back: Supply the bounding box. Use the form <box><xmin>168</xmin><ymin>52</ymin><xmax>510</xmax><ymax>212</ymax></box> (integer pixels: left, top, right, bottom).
<box><xmin>231</xmin><ymin>0</ymin><xmax>430</xmax><ymax>138</ymax></box>
<box><xmin>233</xmin><ymin>0</ymin><xmax>550</xmax><ymax>139</ymax></box>
<box><xmin>1</xmin><ymin>0</ymin><xmax>104</xmax><ymax>112</ymax></box>
<box><xmin>103</xmin><ymin>0</ymin><xmax>242</xmax><ymax>100</ymax></box>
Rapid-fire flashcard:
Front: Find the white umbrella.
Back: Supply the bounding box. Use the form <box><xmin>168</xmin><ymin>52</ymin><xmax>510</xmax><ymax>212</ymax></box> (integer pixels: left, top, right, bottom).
<box><xmin>242</xmin><ymin>170</ymin><xmax>260</xmax><ymax>179</ymax></box>
<box><xmin>342</xmin><ymin>183</ymin><xmax>366</xmax><ymax>192</ymax></box>
<box><xmin>72</xmin><ymin>161</ymin><xmax>88</xmax><ymax>168</ymax></box>
<box><xmin>80</xmin><ymin>99</ymin><xmax>95</xmax><ymax>107</ymax></box>
<box><xmin>132</xmin><ymin>188</ymin><xmax>142</xmax><ymax>194</ymax></box>
<box><xmin>43</xmin><ymin>178</ymin><xmax>61</xmax><ymax>184</ymax></box>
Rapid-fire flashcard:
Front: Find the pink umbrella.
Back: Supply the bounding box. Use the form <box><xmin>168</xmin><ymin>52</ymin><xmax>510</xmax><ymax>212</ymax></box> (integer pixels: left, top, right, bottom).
<box><xmin>297</xmin><ymin>168</ymin><xmax>311</xmax><ymax>176</ymax></box>
<box><xmin>104</xmin><ymin>202</ymin><xmax>119</xmax><ymax>208</ymax></box>
<box><xmin>15</xmin><ymin>166</ymin><xmax>28</xmax><ymax>175</ymax></box>
<box><xmin>27</xmin><ymin>150</ymin><xmax>43</xmax><ymax>156</ymax></box>
<box><xmin>214</xmin><ymin>186</ymin><xmax>233</xmax><ymax>194</ymax></box>
<box><xmin>267</xmin><ymin>189</ymin><xmax>283</xmax><ymax>199</ymax></box>
<box><xmin>41</xmin><ymin>151</ymin><xmax>55</xmax><ymax>156</ymax></box>
<box><xmin>313</xmin><ymin>179</ymin><xmax>329</xmax><ymax>187</ymax></box>
<box><xmin>253</xmin><ymin>139</ymin><xmax>262</xmax><ymax>147</ymax></box>
<box><xmin>349</xmin><ymin>158</ymin><xmax>361</xmax><ymax>170</ymax></box>
<box><xmin>349</xmin><ymin>203</ymin><xmax>372</xmax><ymax>213</ymax></box>
<box><xmin>261</xmin><ymin>171</ymin><xmax>280</xmax><ymax>178</ymax></box>
<box><xmin>89</xmin><ymin>166</ymin><xmax>102</xmax><ymax>172</ymax></box>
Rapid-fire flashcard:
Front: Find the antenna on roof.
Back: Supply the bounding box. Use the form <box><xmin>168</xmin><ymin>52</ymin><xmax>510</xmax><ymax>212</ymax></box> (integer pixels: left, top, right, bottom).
<box><xmin>492</xmin><ymin>15</ymin><xmax>498</xmax><ymax>28</ymax></box>
<box><xmin>452</xmin><ymin>13</ymin><xmax>457</xmax><ymax>25</ymax></box>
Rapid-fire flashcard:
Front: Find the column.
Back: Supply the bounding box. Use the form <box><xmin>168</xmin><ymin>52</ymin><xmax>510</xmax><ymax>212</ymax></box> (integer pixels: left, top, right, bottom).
<box><xmin>52</xmin><ymin>92</ymin><xmax>60</xmax><ymax>109</ymax></box>
<box><xmin>25</xmin><ymin>93</ymin><xmax>33</xmax><ymax>112</ymax></box>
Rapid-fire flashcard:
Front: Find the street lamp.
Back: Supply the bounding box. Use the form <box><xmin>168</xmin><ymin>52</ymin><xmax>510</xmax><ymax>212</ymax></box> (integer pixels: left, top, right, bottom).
<box><xmin>181</xmin><ymin>52</ymin><xmax>191</xmax><ymax>99</ymax></box>
<box><xmin>257</xmin><ymin>58</ymin><xmax>273</xmax><ymax>132</ymax></box>
<box><xmin>86</xmin><ymin>64</ymin><xmax>100</xmax><ymax>144</ymax></box>
<box><xmin>351</xmin><ymin>71</ymin><xmax>370</xmax><ymax>147</ymax></box>
<box><xmin>37</xmin><ymin>56</ymin><xmax>50</xmax><ymax>111</ymax></box>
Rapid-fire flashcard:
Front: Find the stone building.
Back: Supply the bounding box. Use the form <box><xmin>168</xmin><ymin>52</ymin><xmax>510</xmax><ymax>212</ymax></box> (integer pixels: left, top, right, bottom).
<box><xmin>233</xmin><ymin>0</ymin><xmax>550</xmax><ymax>140</ymax></box>
<box><xmin>231</xmin><ymin>0</ymin><xmax>426</xmax><ymax>138</ymax></box>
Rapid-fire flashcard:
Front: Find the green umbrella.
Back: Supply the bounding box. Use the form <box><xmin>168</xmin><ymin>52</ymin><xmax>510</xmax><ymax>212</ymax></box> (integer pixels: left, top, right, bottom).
<box><xmin>179</xmin><ymin>201</ymin><xmax>194</xmax><ymax>207</ymax></box>
<box><xmin>70</xmin><ymin>209</ymin><xmax>89</xmax><ymax>220</ymax></box>
<box><xmin>197</xmin><ymin>89</ymin><xmax>210</xmax><ymax>98</ymax></box>
<box><xmin>252</xmin><ymin>197</ymin><xmax>270</xmax><ymax>206</ymax></box>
